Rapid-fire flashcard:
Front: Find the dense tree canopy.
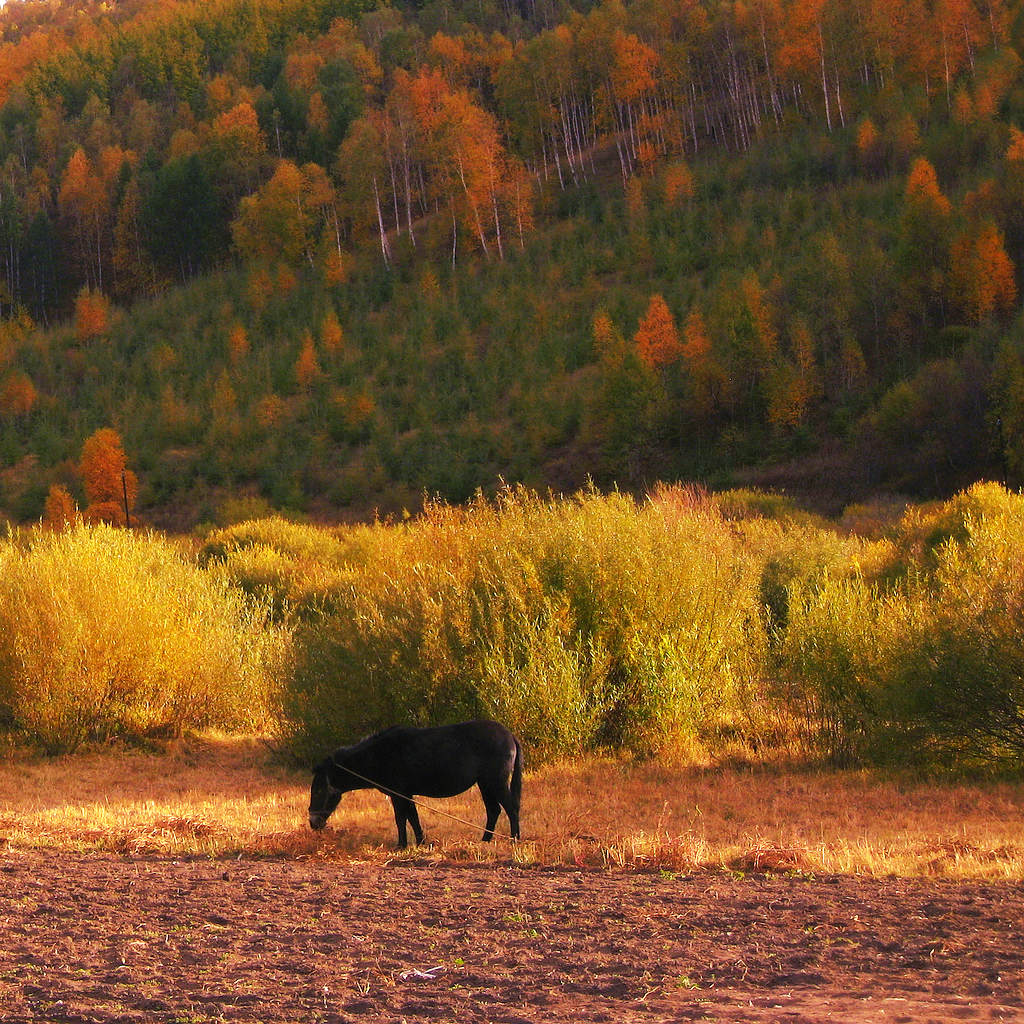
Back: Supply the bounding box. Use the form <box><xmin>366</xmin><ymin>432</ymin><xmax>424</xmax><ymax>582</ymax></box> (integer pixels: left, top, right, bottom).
<box><xmin>1</xmin><ymin>0</ymin><xmax>1024</xmax><ymax>524</ymax></box>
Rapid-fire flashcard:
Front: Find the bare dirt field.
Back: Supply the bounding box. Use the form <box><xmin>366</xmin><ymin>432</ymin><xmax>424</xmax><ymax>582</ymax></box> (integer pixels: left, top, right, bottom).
<box><xmin>2</xmin><ymin>849</ymin><xmax>1023</xmax><ymax>1024</ymax></box>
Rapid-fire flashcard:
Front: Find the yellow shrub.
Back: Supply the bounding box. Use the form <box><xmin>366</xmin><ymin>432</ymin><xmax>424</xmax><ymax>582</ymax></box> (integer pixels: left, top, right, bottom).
<box><xmin>286</xmin><ymin>485</ymin><xmax>770</xmax><ymax>760</ymax></box>
<box><xmin>0</xmin><ymin>525</ymin><xmax>288</xmax><ymax>752</ymax></box>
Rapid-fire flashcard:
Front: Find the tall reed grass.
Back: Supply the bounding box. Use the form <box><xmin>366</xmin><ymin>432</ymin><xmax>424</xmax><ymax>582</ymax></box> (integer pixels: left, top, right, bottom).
<box><xmin>0</xmin><ymin>524</ymin><xmax>289</xmax><ymax>752</ymax></box>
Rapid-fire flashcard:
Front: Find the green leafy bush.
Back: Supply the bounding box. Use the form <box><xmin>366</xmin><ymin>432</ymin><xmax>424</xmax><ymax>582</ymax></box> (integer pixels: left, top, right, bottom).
<box><xmin>886</xmin><ymin>494</ymin><xmax>1024</xmax><ymax>767</ymax></box>
<box><xmin>775</xmin><ymin>483</ymin><xmax>1024</xmax><ymax>769</ymax></box>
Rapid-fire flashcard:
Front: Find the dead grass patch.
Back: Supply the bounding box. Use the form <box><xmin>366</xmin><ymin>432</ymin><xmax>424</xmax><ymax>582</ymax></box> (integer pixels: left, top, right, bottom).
<box><xmin>1</xmin><ymin>738</ymin><xmax>1023</xmax><ymax>878</ymax></box>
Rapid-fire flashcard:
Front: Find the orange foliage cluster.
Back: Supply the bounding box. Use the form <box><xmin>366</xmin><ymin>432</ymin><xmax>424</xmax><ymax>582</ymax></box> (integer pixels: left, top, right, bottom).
<box><xmin>663</xmin><ymin>161</ymin><xmax>695</xmax><ymax>204</ymax></box>
<box><xmin>256</xmin><ymin>394</ymin><xmax>287</xmax><ymax>431</ymax></box>
<box><xmin>0</xmin><ymin>371</ymin><xmax>38</xmax><ymax>418</ymax></box>
<box><xmin>43</xmin><ymin>484</ymin><xmax>80</xmax><ymax>531</ymax></box>
<box><xmin>320</xmin><ymin>311</ymin><xmax>344</xmax><ymax>355</ymax></box>
<box><xmin>0</xmin><ymin>0</ymin><xmax>1016</xmax><ymax>335</ymax></box>
<box><xmin>905</xmin><ymin>157</ymin><xmax>952</xmax><ymax>221</ymax></box>
<box><xmin>950</xmin><ymin>222</ymin><xmax>1018</xmax><ymax>324</ymax></box>
<box><xmin>74</xmin><ymin>288</ymin><xmax>110</xmax><ymax>342</ymax></box>
<box><xmin>634</xmin><ymin>295</ymin><xmax>681</xmax><ymax>370</ymax></box>
<box><xmin>227</xmin><ymin>323</ymin><xmax>249</xmax><ymax>363</ymax></box>
<box><xmin>682</xmin><ymin>309</ymin><xmax>711</xmax><ymax>365</ymax></box>
<box><xmin>294</xmin><ymin>333</ymin><xmax>321</xmax><ymax>390</ymax></box>
<box><xmin>79</xmin><ymin>428</ymin><xmax>137</xmax><ymax>526</ymax></box>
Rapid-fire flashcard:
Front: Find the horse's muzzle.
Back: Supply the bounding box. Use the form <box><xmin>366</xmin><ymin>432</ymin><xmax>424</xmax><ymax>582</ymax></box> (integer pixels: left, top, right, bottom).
<box><xmin>309</xmin><ymin>813</ymin><xmax>328</xmax><ymax>831</ymax></box>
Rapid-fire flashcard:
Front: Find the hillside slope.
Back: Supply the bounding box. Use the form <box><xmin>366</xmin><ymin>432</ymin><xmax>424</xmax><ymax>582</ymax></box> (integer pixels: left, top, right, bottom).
<box><xmin>1</xmin><ymin>0</ymin><xmax>1023</xmax><ymax>525</ymax></box>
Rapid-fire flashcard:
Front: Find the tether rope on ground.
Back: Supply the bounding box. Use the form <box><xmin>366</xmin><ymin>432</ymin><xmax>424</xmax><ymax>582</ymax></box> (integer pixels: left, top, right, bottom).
<box><xmin>328</xmin><ymin>760</ymin><xmax>518</xmax><ymax>843</ymax></box>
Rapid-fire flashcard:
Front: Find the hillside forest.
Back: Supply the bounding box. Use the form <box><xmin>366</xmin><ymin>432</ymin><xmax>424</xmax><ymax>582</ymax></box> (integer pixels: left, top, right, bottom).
<box><xmin>2</xmin><ymin>0</ymin><xmax>1024</xmax><ymax>524</ymax></box>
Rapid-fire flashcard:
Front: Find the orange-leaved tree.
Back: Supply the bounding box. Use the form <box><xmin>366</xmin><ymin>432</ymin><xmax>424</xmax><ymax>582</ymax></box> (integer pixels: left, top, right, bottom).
<box><xmin>896</xmin><ymin>156</ymin><xmax>952</xmax><ymax>338</ymax></box>
<box><xmin>949</xmin><ymin>221</ymin><xmax>1017</xmax><ymax>324</ymax></box>
<box><xmin>43</xmin><ymin>484</ymin><xmax>80</xmax><ymax>530</ymax></box>
<box><xmin>79</xmin><ymin>427</ymin><xmax>137</xmax><ymax>525</ymax></box>
<box><xmin>681</xmin><ymin>308</ymin><xmax>722</xmax><ymax>422</ymax></box>
<box><xmin>58</xmin><ymin>147</ymin><xmax>107</xmax><ymax>291</ymax></box>
<box><xmin>855</xmin><ymin>117</ymin><xmax>884</xmax><ymax>175</ymax></box>
<box><xmin>294</xmin><ymin>331</ymin><xmax>321</xmax><ymax>390</ymax></box>
<box><xmin>0</xmin><ymin>370</ymin><xmax>38</xmax><ymax>418</ymax></box>
<box><xmin>227</xmin><ymin>322</ymin><xmax>249</xmax><ymax>363</ymax></box>
<box><xmin>321</xmin><ymin>310</ymin><xmax>344</xmax><ymax>355</ymax></box>
<box><xmin>634</xmin><ymin>294</ymin><xmax>682</xmax><ymax>370</ymax></box>
<box><xmin>903</xmin><ymin>156</ymin><xmax>952</xmax><ymax>248</ymax></box>
<box><xmin>74</xmin><ymin>287</ymin><xmax>110</xmax><ymax>342</ymax></box>
<box><xmin>663</xmin><ymin>161</ymin><xmax>695</xmax><ymax>204</ymax></box>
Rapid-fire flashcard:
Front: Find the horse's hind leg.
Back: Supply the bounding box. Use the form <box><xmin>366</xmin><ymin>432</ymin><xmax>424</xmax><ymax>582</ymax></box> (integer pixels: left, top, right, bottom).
<box><xmin>406</xmin><ymin>801</ymin><xmax>424</xmax><ymax>845</ymax></box>
<box><xmin>499</xmin><ymin>789</ymin><xmax>520</xmax><ymax>840</ymax></box>
<box><xmin>484</xmin><ymin>771</ymin><xmax>521</xmax><ymax>841</ymax></box>
<box><xmin>479</xmin><ymin>788</ymin><xmax>502</xmax><ymax>842</ymax></box>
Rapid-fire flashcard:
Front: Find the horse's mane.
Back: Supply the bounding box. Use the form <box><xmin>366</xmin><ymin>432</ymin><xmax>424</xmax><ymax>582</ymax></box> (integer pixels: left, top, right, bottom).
<box><xmin>341</xmin><ymin>724</ymin><xmax>404</xmax><ymax>756</ymax></box>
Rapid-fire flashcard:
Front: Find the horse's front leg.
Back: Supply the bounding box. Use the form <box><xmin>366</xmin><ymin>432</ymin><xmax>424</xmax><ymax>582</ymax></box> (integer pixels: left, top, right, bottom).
<box><xmin>390</xmin><ymin>796</ymin><xmax>410</xmax><ymax>848</ymax></box>
<box><xmin>390</xmin><ymin>796</ymin><xmax>423</xmax><ymax>847</ymax></box>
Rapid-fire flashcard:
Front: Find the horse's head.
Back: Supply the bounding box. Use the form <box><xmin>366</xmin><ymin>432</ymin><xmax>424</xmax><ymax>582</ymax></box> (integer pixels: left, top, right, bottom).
<box><xmin>308</xmin><ymin>757</ymin><xmax>344</xmax><ymax>831</ymax></box>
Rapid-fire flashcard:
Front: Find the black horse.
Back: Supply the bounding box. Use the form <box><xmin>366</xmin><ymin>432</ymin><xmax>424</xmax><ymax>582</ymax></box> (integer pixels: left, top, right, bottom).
<box><xmin>308</xmin><ymin>719</ymin><xmax>522</xmax><ymax>847</ymax></box>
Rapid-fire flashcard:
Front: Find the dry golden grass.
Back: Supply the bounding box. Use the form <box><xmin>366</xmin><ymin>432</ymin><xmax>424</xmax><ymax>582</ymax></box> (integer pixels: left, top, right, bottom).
<box><xmin>2</xmin><ymin>738</ymin><xmax>1023</xmax><ymax>878</ymax></box>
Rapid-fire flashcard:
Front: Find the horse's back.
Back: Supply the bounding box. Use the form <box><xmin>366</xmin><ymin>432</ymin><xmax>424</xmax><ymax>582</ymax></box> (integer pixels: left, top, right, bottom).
<box><xmin>356</xmin><ymin>719</ymin><xmax>518</xmax><ymax>798</ymax></box>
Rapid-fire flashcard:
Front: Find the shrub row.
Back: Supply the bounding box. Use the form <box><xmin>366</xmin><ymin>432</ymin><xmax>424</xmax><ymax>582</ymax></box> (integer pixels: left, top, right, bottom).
<box><xmin>3</xmin><ymin>482</ymin><xmax>1023</xmax><ymax>770</ymax></box>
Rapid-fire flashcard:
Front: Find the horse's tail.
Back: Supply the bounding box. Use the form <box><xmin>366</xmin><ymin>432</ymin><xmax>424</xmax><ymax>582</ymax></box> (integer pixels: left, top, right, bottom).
<box><xmin>510</xmin><ymin>736</ymin><xmax>523</xmax><ymax>808</ymax></box>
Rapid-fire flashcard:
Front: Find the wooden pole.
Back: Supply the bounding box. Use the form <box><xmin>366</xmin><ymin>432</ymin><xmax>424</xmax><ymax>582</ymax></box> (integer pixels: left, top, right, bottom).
<box><xmin>121</xmin><ymin>470</ymin><xmax>130</xmax><ymax>528</ymax></box>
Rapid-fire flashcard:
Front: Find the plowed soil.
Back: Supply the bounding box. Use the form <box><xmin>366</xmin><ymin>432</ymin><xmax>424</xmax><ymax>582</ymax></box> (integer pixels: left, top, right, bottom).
<box><xmin>2</xmin><ymin>850</ymin><xmax>1023</xmax><ymax>1023</ymax></box>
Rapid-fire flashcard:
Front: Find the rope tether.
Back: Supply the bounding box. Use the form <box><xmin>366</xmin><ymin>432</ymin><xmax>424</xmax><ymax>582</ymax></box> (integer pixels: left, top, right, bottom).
<box><xmin>328</xmin><ymin>758</ymin><xmax>518</xmax><ymax>843</ymax></box>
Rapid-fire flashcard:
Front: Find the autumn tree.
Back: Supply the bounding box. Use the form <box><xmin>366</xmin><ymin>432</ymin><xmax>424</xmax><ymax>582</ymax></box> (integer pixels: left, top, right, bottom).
<box><xmin>79</xmin><ymin>427</ymin><xmax>138</xmax><ymax>525</ymax></box>
<box><xmin>0</xmin><ymin>370</ymin><xmax>38</xmax><ymax>418</ymax></box>
<box><xmin>663</xmin><ymin>161</ymin><xmax>695</xmax><ymax>204</ymax></box>
<box><xmin>949</xmin><ymin>221</ymin><xmax>1017</xmax><ymax>324</ymax></box>
<box><xmin>405</xmin><ymin>67</ymin><xmax>523</xmax><ymax>261</ymax></box>
<box><xmin>677</xmin><ymin>306</ymin><xmax>726</xmax><ymax>461</ymax></box>
<box><xmin>207</xmin><ymin>101</ymin><xmax>267</xmax><ymax>202</ymax></box>
<box><xmin>228</xmin><ymin>322</ymin><xmax>249</xmax><ymax>363</ymax></box>
<box><xmin>766</xmin><ymin>316</ymin><xmax>820</xmax><ymax>432</ymax></box>
<box><xmin>74</xmin><ymin>287</ymin><xmax>110</xmax><ymax>342</ymax></box>
<box><xmin>634</xmin><ymin>294</ymin><xmax>682</xmax><ymax>370</ymax></box>
<box><xmin>896</xmin><ymin>157</ymin><xmax>953</xmax><ymax>343</ymax></box>
<box><xmin>43</xmin><ymin>484</ymin><xmax>79</xmax><ymax>530</ymax></box>
<box><xmin>321</xmin><ymin>310</ymin><xmax>344</xmax><ymax>355</ymax></box>
<box><xmin>232</xmin><ymin>160</ymin><xmax>322</xmax><ymax>264</ymax></box>
<box><xmin>775</xmin><ymin>0</ymin><xmax>835</xmax><ymax>131</ymax></box>
<box><xmin>209</xmin><ymin>369</ymin><xmax>240</xmax><ymax>444</ymax></box>
<box><xmin>903</xmin><ymin>156</ymin><xmax>952</xmax><ymax>246</ymax></box>
<box><xmin>728</xmin><ymin>271</ymin><xmax>778</xmax><ymax>400</ymax></box>
<box><xmin>608</xmin><ymin>28</ymin><xmax>662</xmax><ymax>175</ymax></box>
<box><xmin>294</xmin><ymin>331</ymin><xmax>321</xmax><ymax>390</ymax></box>
<box><xmin>855</xmin><ymin>117</ymin><xmax>884</xmax><ymax>175</ymax></box>
<box><xmin>57</xmin><ymin>147</ymin><xmax>107</xmax><ymax>291</ymax></box>
<box><xmin>681</xmin><ymin>308</ymin><xmax>721</xmax><ymax>420</ymax></box>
